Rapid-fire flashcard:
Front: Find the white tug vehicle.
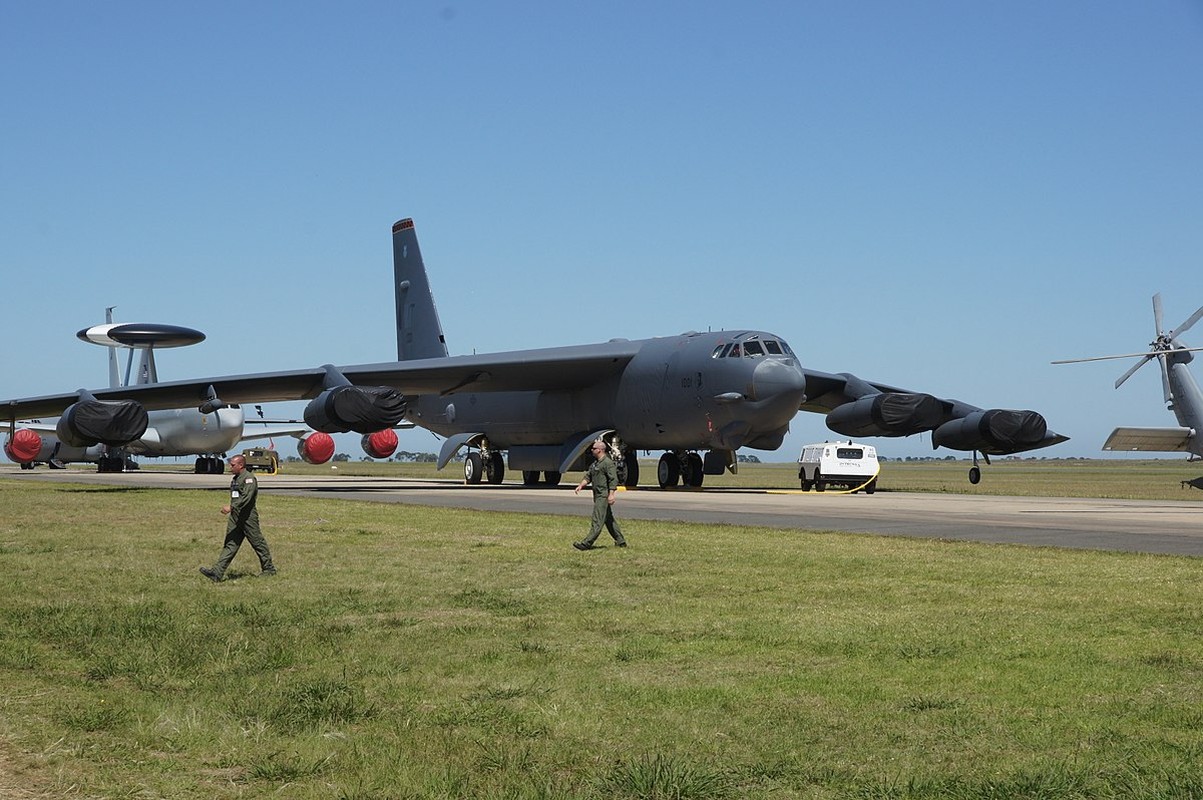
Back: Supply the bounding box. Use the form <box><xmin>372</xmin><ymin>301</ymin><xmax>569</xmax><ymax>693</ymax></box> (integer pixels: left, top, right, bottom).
<box><xmin>797</xmin><ymin>441</ymin><xmax>879</xmax><ymax>493</ymax></box>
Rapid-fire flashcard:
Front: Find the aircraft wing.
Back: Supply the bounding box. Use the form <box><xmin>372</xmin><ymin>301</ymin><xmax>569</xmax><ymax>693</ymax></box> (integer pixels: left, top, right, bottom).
<box><xmin>0</xmin><ymin>340</ymin><xmax>643</xmax><ymax>421</ymax></box>
<box><xmin>238</xmin><ymin>423</ymin><xmax>316</xmax><ymax>444</ymax></box>
<box><xmin>1102</xmin><ymin>426</ymin><xmax>1196</xmax><ymax>453</ymax></box>
<box><xmin>0</xmin><ymin>420</ymin><xmax>56</xmax><ymax>434</ymax></box>
<box><xmin>797</xmin><ymin>368</ymin><xmax>915</xmax><ymax>414</ymax></box>
<box><xmin>795</xmin><ymin>366</ymin><xmax>1067</xmax><ymax>455</ymax></box>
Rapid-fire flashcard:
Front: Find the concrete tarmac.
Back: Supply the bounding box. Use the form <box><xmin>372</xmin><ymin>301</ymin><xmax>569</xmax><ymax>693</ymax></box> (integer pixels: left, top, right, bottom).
<box><xmin>6</xmin><ymin>466</ymin><xmax>1203</xmax><ymax>557</ymax></box>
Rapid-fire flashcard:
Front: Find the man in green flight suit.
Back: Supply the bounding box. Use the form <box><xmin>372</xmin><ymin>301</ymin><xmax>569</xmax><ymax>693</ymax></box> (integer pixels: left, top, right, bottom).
<box><xmin>573</xmin><ymin>440</ymin><xmax>628</xmax><ymax>550</ymax></box>
<box><xmin>200</xmin><ymin>454</ymin><xmax>276</xmax><ymax>581</ymax></box>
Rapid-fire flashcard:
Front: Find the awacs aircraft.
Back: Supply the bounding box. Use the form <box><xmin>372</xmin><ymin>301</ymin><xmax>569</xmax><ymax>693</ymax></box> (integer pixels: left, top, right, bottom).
<box><xmin>1</xmin><ymin>310</ymin><xmax>395</xmax><ymax>472</ymax></box>
<box><xmin>1</xmin><ymin>219</ymin><xmax>1067</xmax><ymax>486</ymax></box>
<box><xmin>1054</xmin><ymin>294</ymin><xmax>1203</xmax><ymax>460</ymax></box>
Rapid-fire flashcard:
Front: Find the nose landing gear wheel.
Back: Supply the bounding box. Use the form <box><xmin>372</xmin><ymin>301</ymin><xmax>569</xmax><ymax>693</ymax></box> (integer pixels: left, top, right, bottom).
<box><xmin>464</xmin><ymin>452</ymin><xmax>483</xmax><ymax>484</ymax></box>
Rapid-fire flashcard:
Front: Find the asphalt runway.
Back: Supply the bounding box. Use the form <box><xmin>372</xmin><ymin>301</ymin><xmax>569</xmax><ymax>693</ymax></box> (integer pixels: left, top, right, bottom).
<box><xmin>6</xmin><ymin>466</ymin><xmax>1203</xmax><ymax>557</ymax></box>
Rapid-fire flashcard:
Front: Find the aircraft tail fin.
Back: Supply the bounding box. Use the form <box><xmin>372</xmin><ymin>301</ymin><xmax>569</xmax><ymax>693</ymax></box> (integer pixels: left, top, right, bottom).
<box><xmin>392</xmin><ymin>218</ymin><xmax>449</xmax><ymax>361</ymax></box>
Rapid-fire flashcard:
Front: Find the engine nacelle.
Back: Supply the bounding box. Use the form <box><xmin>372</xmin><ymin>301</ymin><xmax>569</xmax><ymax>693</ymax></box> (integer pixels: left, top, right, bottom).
<box><xmin>4</xmin><ymin>429</ymin><xmax>43</xmax><ymax>463</ymax></box>
<box><xmin>56</xmin><ymin>398</ymin><xmax>149</xmax><ymax>447</ymax></box>
<box><xmin>826</xmin><ymin>393</ymin><xmax>945</xmax><ymax>438</ymax></box>
<box><xmin>931</xmin><ymin>409</ymin><xmax>1049</xmax><ymax>453</ymax></box>
<box><xmin>303</xmin><ymin>386</ymin><xmax>406</xmax><ymax>435</ymax></box>
<box><xmin>297</xmin><ymin>431</ymin><xmax>336</xmax><ymax>464</ymax></box>
<box><xmin>362</xmin><ymin>429</ymin><xmax>399</xmax><ymax>460</ymax></box>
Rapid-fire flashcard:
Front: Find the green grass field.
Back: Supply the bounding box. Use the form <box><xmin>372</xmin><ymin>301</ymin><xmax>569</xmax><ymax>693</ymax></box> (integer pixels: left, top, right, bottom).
<box><xmin>1</xmin><ymin>461</ymin><xmax>1202</xmax><ymax>797</ymax></box>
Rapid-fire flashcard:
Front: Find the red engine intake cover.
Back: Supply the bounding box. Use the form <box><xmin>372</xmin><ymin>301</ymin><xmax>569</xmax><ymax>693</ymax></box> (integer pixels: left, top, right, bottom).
<box><xmin>5</xmin><ymin>429</ymin><xmax>42</xmax><ymax>463</ymax></box>
<box><xmin>362</xmin><ymin>429</ymin><xmax>399</xmax><ymax>459</ymax></box>
<box><xmin>298</xmin><ymin>432</ymin><xmax>336</xmax><ymax>464</ymax></box>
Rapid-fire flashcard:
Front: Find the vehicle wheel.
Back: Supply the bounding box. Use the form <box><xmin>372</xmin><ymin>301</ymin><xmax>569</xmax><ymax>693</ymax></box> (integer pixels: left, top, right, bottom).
<box><xmin>522</xmin><ymin>470</ymin><xmax>539</xmax><ymax>486</ymax></box>
<box><xmin>543</xmin><ymin>470</ymin><xmax>561</xmax><ymax>485</ymax></box>
<box><xmin>968</xmin><ymin>466</ymin><xmax>981</xmax><ymax>485</ymax></box>
<box><xmin>486</xmin><ymin>452</ymin><xmax>505</xmax><ymax>484</ymax></box>
<box><xmin>685</xmin><ymin>452</ymin><xmax>704</xmax><ymax>487</ymax></box>
<box><xmin>657</xmin><ymin>453</ymin><xmax>680</xmax><ymax>488</ymax></box>
<box><xmin>194</xmin><ymin>457</ymin><xmax>205</xmax><ymax>474</ymax></box>
<box><xmin>464</xmin><ymin>452</ymin><xmax>483</xmax><ymax>484</ymax></box>
<box><xmin>814</xmin><ymin>470</ymin><xmax>826</xmax><ymax>492</ymax></box>
<box><xmin>865</xmin><ymin>478</ymin><xmax>877</xmax><ymax>495</ymax></box>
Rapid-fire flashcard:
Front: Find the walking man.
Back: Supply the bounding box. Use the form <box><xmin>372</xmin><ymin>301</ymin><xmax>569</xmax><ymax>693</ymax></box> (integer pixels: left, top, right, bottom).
<box><xmin>573</xmin><ymin>440</ymin><xmax>627</xmax><ymax>550</ymax></box>
<box><xmin>200</xmin><ymin>454</ymin><xmax>276</xmax><ymax>581</ymax></box>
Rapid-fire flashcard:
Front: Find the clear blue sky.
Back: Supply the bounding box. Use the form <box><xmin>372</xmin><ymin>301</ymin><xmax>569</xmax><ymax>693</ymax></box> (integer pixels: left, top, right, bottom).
<box><xmin>3</xmin><ymin>2</ymin><xmax>1202</xmax><ymax>462</ymax></box>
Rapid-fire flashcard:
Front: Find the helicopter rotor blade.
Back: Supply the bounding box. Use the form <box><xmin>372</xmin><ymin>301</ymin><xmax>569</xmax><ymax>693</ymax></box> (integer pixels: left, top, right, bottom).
<box><xmin>1115</xmin><ymin>353</ymin><xmax>1154</xmax><ymax>390</ymax></box>
<box><xmin>1153</xmin><ymin>293</ymin><xmax>1165</xmax><ymax>337</ymax></box>
<box><xmin>1051</xmin><ymin>346</ymin><xmax>1203</xmax><ymax>365</ymax></box>
<box><xmin>1171</xmin><ymin>304</ymin><xmax>1203</xmax><ymax>340</ymax></box>
<box><xmin>1158</xmin><ymin>353</ymin><xmax>1172</xmax><ymax>404</ymax></box>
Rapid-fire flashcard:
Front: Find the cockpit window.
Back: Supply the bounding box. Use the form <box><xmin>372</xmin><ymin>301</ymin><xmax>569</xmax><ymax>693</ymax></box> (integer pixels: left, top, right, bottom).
<box><xmin>764</xmin><ymin>340</ymin><xmax>783</xmax><ymax>355</ymax></box>
<box><xmin>713</xmin><ymin>343</ymin><xmax>732</xmax><ymax>358</ymax></box>
<box><xmin>744</xmin><ymin>341</ymin><xmax>765</xmax><ymax>357</ymax></box>
<box><xmin>729</xmin><ymin>343</ymin><xmax>741</xmax><ymax>357</ymax></box>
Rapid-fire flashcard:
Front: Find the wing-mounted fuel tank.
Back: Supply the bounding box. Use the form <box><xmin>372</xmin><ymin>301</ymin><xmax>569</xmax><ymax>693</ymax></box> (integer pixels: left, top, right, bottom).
<box><xmin>56</xmin><ymin>390</ymin><xmax>149</xmax><ymax>447</ymax></box>
<box><xmin>302</xmin><ymin>365</ymin><xmax>407</xmax><ymax>435</ymax></box>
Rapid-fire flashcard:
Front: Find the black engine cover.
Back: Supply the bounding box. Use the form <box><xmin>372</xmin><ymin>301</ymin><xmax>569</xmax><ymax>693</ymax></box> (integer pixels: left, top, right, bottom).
<box><xmin>303</xmin><ymin>386</ymin><xmax>406</xmax><ymax>434</ymax></box>
<box><xmin>57</xmin><ymin>399</ymin><xmax>149</xmax><ymax>447</ymax></box>
<box><xmin>931</xmin><ymin>409</ymin><xmax>1048</xmax><ymax>453</ymax></box>
<box><xmin>826</xmin><ymin>393</ymin><xmax>945</xmax><ymax>437</ymax></box>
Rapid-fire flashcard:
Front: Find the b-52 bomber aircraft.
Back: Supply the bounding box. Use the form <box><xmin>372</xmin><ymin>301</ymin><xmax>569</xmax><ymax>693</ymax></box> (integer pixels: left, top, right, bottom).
<box><xmin>1054</xmin><ymin>293</ymin><xmax>1203</xmax><ymax>461</ymax></box>
<box><xmin>1</xmin><ymin>218</ymin><xmax>1067</xmax><ymax>487</ymax></box>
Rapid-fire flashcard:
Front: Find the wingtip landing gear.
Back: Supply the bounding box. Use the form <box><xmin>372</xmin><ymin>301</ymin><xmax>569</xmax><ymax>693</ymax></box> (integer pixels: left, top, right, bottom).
<box><xmin>967</xmin><ymin>451</ymin><xmax>990</xmax><ymax>485</ymax></box>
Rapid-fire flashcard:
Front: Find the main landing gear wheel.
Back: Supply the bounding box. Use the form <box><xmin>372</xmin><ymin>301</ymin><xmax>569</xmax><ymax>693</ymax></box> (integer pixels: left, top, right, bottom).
<box><xmin>657</xmin><ymin>453</ymin><xmax>680</xmax><ymax>489</ymax></box>
<box><xmin>620</xmin><ymin>452</ymin><xmax>639</xmax><ymax>488</ymax></box>
<box><xmin>543</xmin><ymin>470</ymin><xmax>561</xmax><ymax>486</ymax></box>
<box><xmin>486</xmin><ymin>452</ymin><xmax>505</xmax><ymax>484</ymax></box>
<box><xmin>194</xmin><ymin>456</ymin><xmax>224</xmax><ymax>474</ymax></box>
<box><xmin>683</xmin><ymin>452</ymin><xmax>704</xmax><ymax>487</ymax></box>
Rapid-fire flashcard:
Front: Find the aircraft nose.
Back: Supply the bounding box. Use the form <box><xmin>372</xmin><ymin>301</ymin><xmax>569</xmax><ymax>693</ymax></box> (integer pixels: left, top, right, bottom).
<box><xmin>750</xmin><ymin>358</ymin><xmax>806</xmax><ymax>403</ymax></box>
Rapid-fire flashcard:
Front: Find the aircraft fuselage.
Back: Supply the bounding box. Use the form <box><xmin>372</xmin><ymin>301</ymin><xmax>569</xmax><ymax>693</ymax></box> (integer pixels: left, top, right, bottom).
<box><xmin>411</xmin><ymin>330</ymin><xmax>805</xmax><ymax>459</ymax></box>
